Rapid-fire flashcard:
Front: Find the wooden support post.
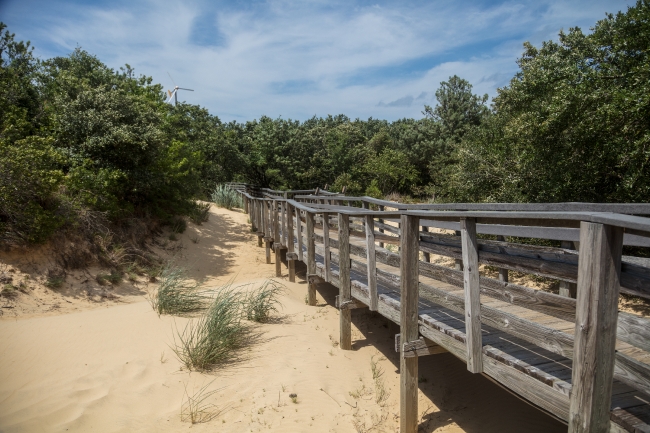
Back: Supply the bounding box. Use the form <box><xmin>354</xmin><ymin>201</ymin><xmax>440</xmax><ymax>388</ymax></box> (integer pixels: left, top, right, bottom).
<box><xmin>422</xmin><ymin>225</ymin><xmax>430</xmax><ymax>262</ymax></box>
<box><xmin>496</xmin><ymin>235</ymin><xmax>508</xmax><ymax>282</ymax></box>
<box><xmin>281</xmin><ymin>200</ymin><xmax>287</xmax><ymax>246</ymax></box>
<box><xmin>568</xmin><ymin>222</ymin><xmax>623</xmax><ymax>433</ymax></box>
<box><xmin>400</xmin><ymin>214</ymin><xmax>420</xmax><ymax>433</ymax></box>
<box><xmin>461</xmin><ymin>218</ymin><xmax>482</xmax><ymax>373</ymax></box>
<box><xmin>306</xmin><ymin>212</ymin><xmax>317</xmax><ymax>306</ymax></box>
<box><xmin>273</xmin><ymin>200</ymin><xmax>280</xmax><ymax>246</ymax></box>
<box><xmin>287</xmin><ymin>203</ymin><xmax>296</xmax><ymax>282</ymax></box>
<box><xmin>454</xmin><ymin>230</ymin><xmax>464</xmax><ymax>271</ymax></box>
<box><xmin>262</xmin><ymin>199</ymin><xmax>268</xmax><ymax>237</ymax></box>
<box><xmin>297</xmin><ymin>208</ymin><xmax>303</xmax><ymax>262</ymax></box>
<box><xmin>378</xmin><ymin>205</ymin><xmax>385</xmax><ymax>249</ymax></box>
<box><xmin>275</xmin><ymin>245</ymin><xmax>282</xmax><ymax>277</ymax></box>
<box><xmin>559</xmin><ymin>240</ymin><xmax>578</xmax><ymax>298</ymax></box>
<box><xmin>365</xmin><ymin>214</ymin><xmax>378</xmax><ymax>311</ymax></box>
<box><xmin>265</xmin><ymin>238</ymin><xmax>272</xmax><ymax>264</ymax></box>
<box><xmin>338</xmin><ymin>213</ymin><xmax>352</xmax><ymax>350</ymax></box>
<box><xmin>323</xmin><ymin>212</ymin><xmax>331</xmax><ymax>282</ymax></box>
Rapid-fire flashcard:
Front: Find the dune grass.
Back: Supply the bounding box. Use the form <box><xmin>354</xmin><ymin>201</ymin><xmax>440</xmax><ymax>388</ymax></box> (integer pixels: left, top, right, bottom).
<box><xmin>211</xmin><ymin>184</ymin><xmax>242</xmax><ymax>210</ymax></box>
<box><xmin>149</xmin><ymin>263</ymin><xmax>209</xmax><ymax>316</ymax></box>
<box><xmin>244</xmin><ymin>279</ymin><xmax>285</xmax><ymax>323</ymax></box>
<box><xmin>173</xmin><ymin>285</ymin><xmax>247</xmax><ymax>371</ymax></box>
<box><xmin>172</xmin><ymin>279</ymin><xmax>285</xmax><ymax>371</ymax></box>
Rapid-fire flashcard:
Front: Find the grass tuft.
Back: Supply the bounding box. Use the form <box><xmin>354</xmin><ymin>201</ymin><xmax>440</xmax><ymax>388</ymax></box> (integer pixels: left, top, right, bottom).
<box><xmin>211</xmin><ymin>184</ymin><xmax>242</xmax><ymax>210</ymax></box>
<box><xmin>180</xmin><ymin>380</ymin><xmax>222</xmax><ymax>424</ymax></box>
<box><xmin>148</xmin><ymin>263</ymin><xmax>208</xmax><ymax>316</ymax></box>
<box><xmin>172</xmin><ymin>284</ymin><xmax>248</xmax><ymax>371</ymax></box>
<box><xmin>244</xmin><ymin>279</ymin><xmax>285</xmax><ymax>323</ymax></box>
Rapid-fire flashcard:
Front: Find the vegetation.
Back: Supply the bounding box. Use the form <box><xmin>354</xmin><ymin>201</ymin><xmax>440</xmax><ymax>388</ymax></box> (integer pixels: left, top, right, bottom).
<box><xmin>243</xmin><ymin>279</ymin><xmax>284</xmax><ymax>323</ymax></box>
<box><xmin>149</xmin><ymin>263</ymin><xmax>208</xmax><ymax>316</ymax></box>
<box><xmin>211</xmin><ymin>184</ymin><xmax>242</xmax><ymax>210</ymax></box>
<box><xmin>2</xmin><ymin>1</ymin><xmax>649</xmax><ymax>252</ymax></box>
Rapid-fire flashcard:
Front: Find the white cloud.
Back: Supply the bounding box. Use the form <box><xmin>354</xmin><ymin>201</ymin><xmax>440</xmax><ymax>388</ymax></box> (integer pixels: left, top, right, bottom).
<box><xmin>2</xmin><ymin>0</ymin><xmax>632</xmax><ymax>121</ymax></box>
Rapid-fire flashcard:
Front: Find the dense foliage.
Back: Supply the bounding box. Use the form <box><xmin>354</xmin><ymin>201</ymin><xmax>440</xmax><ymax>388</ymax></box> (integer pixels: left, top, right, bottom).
<box><xmin>1</xmin><ymin>0</ymin><xmax>649</xmax><ymax>245</ymax></box>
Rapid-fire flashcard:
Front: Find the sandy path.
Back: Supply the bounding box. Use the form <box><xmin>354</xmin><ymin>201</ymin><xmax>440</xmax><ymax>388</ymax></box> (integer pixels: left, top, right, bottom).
<box><xmin>0</xmin><ymin>206</ymin><xmax>565</xmax><ymax>432</ymax></box>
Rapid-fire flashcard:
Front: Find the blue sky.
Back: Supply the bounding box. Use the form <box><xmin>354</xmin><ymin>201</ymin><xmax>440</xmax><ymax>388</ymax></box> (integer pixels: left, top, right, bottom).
<box><xmin>0</xmin><ymin>0</ymin><xmax>632</xmax><ymax>122</ymax></box>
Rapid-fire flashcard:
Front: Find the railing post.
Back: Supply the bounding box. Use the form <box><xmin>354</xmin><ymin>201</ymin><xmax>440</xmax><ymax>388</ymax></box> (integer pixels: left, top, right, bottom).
<box><xmin>323</xmin><ymin>212</ymin><xmax>331</xmax><ymax>282</ymax></box>
<box><xmin>306</xmin><ymin>211</ymin><xmax>317</xmax><ymax>306</ymax></box>
<box><xmin>559</xmin><ymin>240</ymin><xmax>577</xmax><ymax>298</ymax></box>
<box><xmin>297</xmin><ymin>207</ymin><xmax>303</xmax><ymax>262</ymax></box>
<box><xmin>378</xmin><ymin>205</ymin><xmax>385</xmax><ymax>249</ymax></box>
<box><xmin>338</xmin><ymin>212</ymin><xmax>352</xmax><ymax>350</ymax></box>
<box><xmin>365</xmin><ymin>214</ymin><xmax>378</xmax><ymax>311</ymax></box>
<box><xmin>256</xmin><ymin>199</ymin><xmax>263</xmax><ymax>247</ymax></box>
<box><xmin>461</xmin><ymin>218</ymin><xmax>482</xmax><ymax>373</ymax></box>
<box><xmin>568</xmin><ymin>222</ymin><xmax>623</xmax><ymax>433</ymax></box>
<box><xmin>263</xmin><ymin>201</ymin><xmax>272</xmax><ymax>263</ymax></box>
<box><xmin>287</xmin><ymin>203</ymin><xmax>296</xmax><ymax>282</ymax></box>
<box><xmin>281</xmin><ymin>198</ymin><xmax>287</xmax><ymax>246</ymax></box>
<box><xmin>496</xmin><ymin>235</ymin><xmax>508</xmax><ymax>282</ymax></box>
<box><xmin>422</xmin><ymin>225</ymin><xmax>430</xmax><ymax>262</ymax></box>
<box><xmin>400</xmin><ymin>214</ymin><xmax>420</xmax><ymax>433</ymax></box>
<box><xmin>274</xmin><ymin>200</ymin><xmax>282</xmax><ymax>277</ymax></box>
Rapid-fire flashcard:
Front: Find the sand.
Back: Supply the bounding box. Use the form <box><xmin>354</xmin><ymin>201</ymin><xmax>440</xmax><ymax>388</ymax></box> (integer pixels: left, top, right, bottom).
<box><xmin>0</xmin><ymin>206</ymin><xmax>565</xmax><ymax>432</ymax></box>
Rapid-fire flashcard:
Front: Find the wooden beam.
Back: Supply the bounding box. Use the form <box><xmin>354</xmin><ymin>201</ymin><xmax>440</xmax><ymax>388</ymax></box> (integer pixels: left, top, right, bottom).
<box><xmin>400</xmin><ymin>214</ymin><xmax>420</xmax><ymax>433</ymax></box>
<box><xmin>559</xmin><ymin>240</ymin><xmax>577</xmax><ymax>298</ymax></box>
<box><xmin>306</xmin><ymin>212</ymin><xmax>317</xmax><ymax>306</ymax></box>
<box><xmin>323</xmin><ymin>212</ymin><xmax>331</xmax><ymax>283</ymax></box>
<box><xmin>287</xmin><ymin>203</ymin><xmax>296</xmax><ymax>282</ymax></box>
<box><xmin>395</xmin><ymin>334</ymin><xmax>447</xmax><ymax>357</ymax></box>
<box><xmin>461</xmin><ymin>218</ymin><xmax>482</xmax><ymax>373</ymax></box>
<box><xmin>365</xmin><ymin>214</ymin><xmax>378</xmax><ymax>311</ymax></box>
<box><xmin>338</xmin><ymin>213</ymin><xmax>352</xmax><ymax>350</ymax></box>
<box><xmin>297</xmin><ymin>208</ymin><xmax>303</xmax><ymax>262</ymax></box>
<box><xmin>335</xmin><ymin>295</ymin><xmax>367</xmax><ymax>310</ymax></box>
<box><xmin>496</xmin><ymin>235</ymin><xmax>509</xmax><ymax>282</ymax></box>
<box><xmin>568</xmin><ymin>222</ymin><xmax>623</xmax><ymax>433</ymax></box>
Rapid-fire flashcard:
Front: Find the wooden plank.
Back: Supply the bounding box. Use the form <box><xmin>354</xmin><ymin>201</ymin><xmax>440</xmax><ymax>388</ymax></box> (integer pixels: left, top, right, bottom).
<box><xmin>338</xmin><ymin>213</ymin><xmax>352</xmax><ymax>350</ymax></box>
<box><xmin>323</xmin><ymin>212</ymin><xmax>331</xmax><ymax>282</ymax></box>
<box><xmin>297</xmin><ymin>207</ymin><xmax>303</xmax><ymax>261</ymax></box>
<box><xmin>366</xmin><ymin>215</ymin><xmax>378</xmax><ymax>311</ymax></box>
<box><xmin>496</xmin><ymin>235</ymin><xmax>509</xmax><ymax>283</ymax></box>
<box><xmin>306</xmin><ymin>212</ymin><xmax>317</xmax><ymax>306</ymax></box>
<box><xmin>287</xmin><ymin>203</ymin><xmax>296</xmax><ymax>282</ymax></box>
<box><xmin>569</xmin><ymin>222</ymin><xmax>624</xmax><ymax>433</ymax></box>
<box><xmin>422</xmin><ymin>226</ymin><xmax>431</xmax><ymax>262</ymax></box>
<box><xmin>461</xmin><ymin>218</ymin><xmax>483</xmax><ymax>374</ymax></box>
<box><xmin>335</xmin><ymin>295</ymin><xmax>367</xmax><ymax>310</ymax></box>
<box><xmin>559</xmin><ymin>240</ymin><xmax>578</xmax><ymax>298</ymax></box>
<box><xmin>400</xmin><ymin>214</ymin><xmax>420</xmax><ymax>433</ymax></box>
<box><xmin>395</xmin><ymin>334</ymin><xmax>448</xmax><ymax>357</ymax></box>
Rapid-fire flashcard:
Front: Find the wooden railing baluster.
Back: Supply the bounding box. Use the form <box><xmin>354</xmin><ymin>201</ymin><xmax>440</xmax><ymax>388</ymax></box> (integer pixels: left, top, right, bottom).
<box><xmin>365</xmin><ymin>214</ymin><xmax>378</xmax><ymax>311</ymax></box>
<box><xmin>338</xmin><ymin>212</ymin><xmax>352</xmax><ymax>350</ymax></box>
<box><xmin>323</xmin><ymin>212</ymin><xmax>331</xmax><ymax>283</ymax></box>
<box><xmin>461</xmin><ymin>217</ymin><xmax>482</xmax><ymax>373</ymax></box>
<box><xmin>568</xmin><ymin>222</ymin><xmax>623</xmax><ymax>433</ymax></box>
<box><xmin>306</xmin><ymin>211</ymin><xmax>317</xmax><ymax>306</ymax></box>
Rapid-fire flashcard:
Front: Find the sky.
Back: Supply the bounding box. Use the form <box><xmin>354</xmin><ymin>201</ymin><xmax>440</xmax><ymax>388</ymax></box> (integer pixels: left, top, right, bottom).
<box><xmin>0</xmin><ymin>0</ymin><xmax>632</xmax><ymax>122</ymax></box>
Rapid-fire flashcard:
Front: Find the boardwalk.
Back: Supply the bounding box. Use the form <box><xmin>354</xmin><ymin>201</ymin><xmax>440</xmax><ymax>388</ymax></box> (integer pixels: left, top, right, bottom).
<box><xmin>232</xmin><ymin>184</ymin><xmax>650</xmax><ymax>433</ymax></box>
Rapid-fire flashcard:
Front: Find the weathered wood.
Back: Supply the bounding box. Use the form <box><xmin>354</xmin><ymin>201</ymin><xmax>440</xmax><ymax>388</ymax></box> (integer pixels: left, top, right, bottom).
<box><xmin>461</xmin><ymin>218</ymin><xmax>482</xmax><ymax>374</ymax></box>
<box><xmin>265</xmin><ymin>239</ymin><xmax>272</xmax><ymax>264</ymax></box>
<box><xmin>365</xmin><ymin>215</ymin><xmax>378</xmax><ymax>311</ymax></box>
<box><xmin>400</xmin><ymin>214</ymin><xmax>420</xmax><ymax>433</ymax></box>
<box><xmin>496</xmin><ymin>235</ymin><xmax>509</xmax><ymax>282</ymax></box>
<box><xmin>422</xmin><ymin>226</ymin><xmax>431</xmax><ymax>262</ymax></box>
<box><xmin>323</xmin><ymin>212</ymin><xmax>331</xmax><ymax>283</ymax></box>
<box><xmin>335</xmin><ymin>295</ymin><xmax>367</xmax><ymax>310</ymax></box>
<box><xmin>306</xmin><ymin>212</ymin><xmax>317</xmax><ymax>306</ymax></box>
<box><xmin>378</xmin><ymin>205</ymin><xmax>385</xmax><ymax>248</ymax></box>
<box><xmin>275</xmin><ymin>244</ymin><xmax>282</xmax><ymax>277</ymax></box>
<box><xmin>297</xmin><ymin>208</ymin><xmax>303</xmax><ymax>261</ymax></box>
<box><xmin>569</xmin><ymin>222</ymin><xmax>624</xmax><ymax>433</ymax></box>
<box><xmin>559</xmin><ymin>240</ymin><xmax>577</xmax><ymax>298</ymax></box>
<box><xmin>287</xmin><ymin>203</ymin><xmax>296</xmax><ymax>282</ymax></box>
<box><xmin>338</xmin><ymin>213</ymin><xmax>352</xmax><ymax>350</ymax></box>
<box><xmin>395</xmin><ymin>334</ymin><xmax>448</xmax><ymax>357</ymax></box>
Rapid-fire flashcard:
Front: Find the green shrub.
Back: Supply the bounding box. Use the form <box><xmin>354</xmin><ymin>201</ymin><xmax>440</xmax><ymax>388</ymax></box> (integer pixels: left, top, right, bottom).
<box><xmin>189</xmin><ymin>202</ymin><xmax>211</xmax><ymax>225</ymax></box>
<box><xmin>210</xmin><ymin>184</ymin><xmax>242</xmax><ymax>210</ymax></box>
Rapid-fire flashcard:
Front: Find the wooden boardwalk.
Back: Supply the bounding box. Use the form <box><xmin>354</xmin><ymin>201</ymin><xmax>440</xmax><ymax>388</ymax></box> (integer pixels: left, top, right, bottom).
<box><xmin>230</xmin><ymin>183</ymin><xmax>650</xmax><ymax>433</ymax></box>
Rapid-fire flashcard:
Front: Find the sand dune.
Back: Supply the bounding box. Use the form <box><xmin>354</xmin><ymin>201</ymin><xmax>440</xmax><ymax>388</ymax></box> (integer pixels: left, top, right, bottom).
<box><xmin>0</xmin><ymin>206</ymin><xmax>564</xmax><ymax>432</ymax></box>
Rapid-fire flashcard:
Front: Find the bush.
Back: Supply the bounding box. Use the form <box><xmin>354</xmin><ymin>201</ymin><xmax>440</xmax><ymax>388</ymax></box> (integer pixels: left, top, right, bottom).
<box><xmin>189</xmin><ymin>202</ymin><xmax>211</xmax><ymax>225</ymax></box>
<box><xmin>211</xmin><ymin>184</ymin><xmax>242</xmax><ymax>210</ymax></box>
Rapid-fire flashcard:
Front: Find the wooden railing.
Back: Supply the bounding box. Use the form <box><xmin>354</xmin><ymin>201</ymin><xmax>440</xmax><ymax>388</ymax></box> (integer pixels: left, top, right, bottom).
<box><xmin>228</xmin><ymin>183</ymin><xmax>650</xmax><ymax>433</ymax></box>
